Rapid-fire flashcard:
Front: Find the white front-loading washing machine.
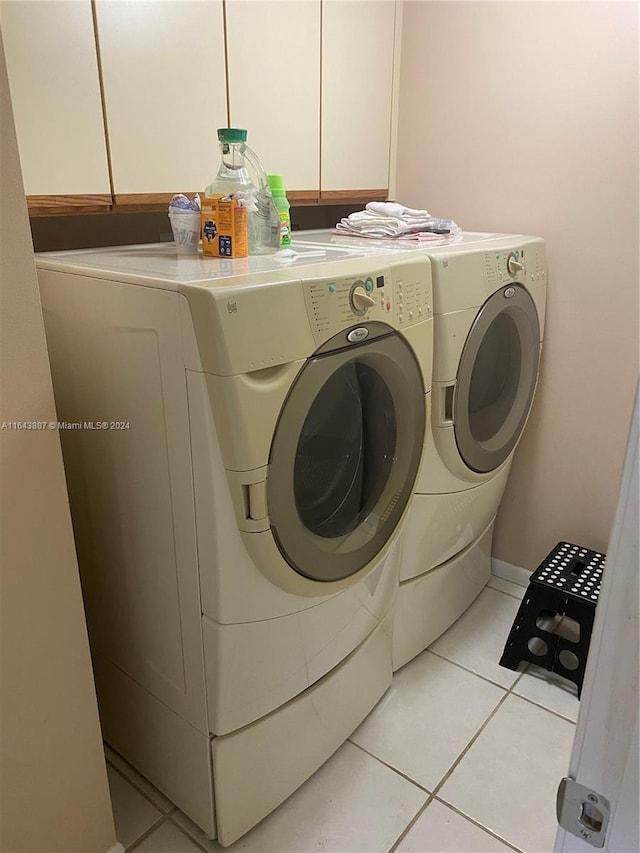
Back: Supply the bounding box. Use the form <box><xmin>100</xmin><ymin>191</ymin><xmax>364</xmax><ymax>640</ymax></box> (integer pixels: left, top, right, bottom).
<box><xmin>36</xmin><ymin>243</ymin><xmax>433</xmax><ymax>845</ymax></box>
<box><xmin>293</xmin><ymin>230</ymin><xmax>547</xmax><ymax>669</ymax></box>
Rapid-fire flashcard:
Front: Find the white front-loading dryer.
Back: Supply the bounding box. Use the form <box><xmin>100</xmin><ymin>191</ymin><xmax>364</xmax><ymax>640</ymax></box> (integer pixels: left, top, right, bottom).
<box><xmin>36</xmin><ymin>244</ymin><xmax>433</xmax><ymax>846</ymax></box>
<box><xmin>394</xmin><ymin>235</ymin><xmax>547</xmax><ymax>668</ymax></box>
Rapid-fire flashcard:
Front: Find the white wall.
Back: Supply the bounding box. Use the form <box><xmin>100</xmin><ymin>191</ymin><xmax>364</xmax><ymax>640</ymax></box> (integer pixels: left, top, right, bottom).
<box><xmin>0</xmin><ymin>32</ymin><xmax>117</xmax><ymax>853</ymax></box>
<box><xmin>396</xmin><ymin>1</ymin><xmax>639</xmax><ymax>569</ymax></box>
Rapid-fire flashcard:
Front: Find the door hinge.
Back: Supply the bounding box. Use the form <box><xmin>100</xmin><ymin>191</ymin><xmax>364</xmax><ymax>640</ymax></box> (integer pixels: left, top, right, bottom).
<box><xmin>556</xmin><ymin>777</ymin><xmax>610</xmax><ymax>848</ymax></box>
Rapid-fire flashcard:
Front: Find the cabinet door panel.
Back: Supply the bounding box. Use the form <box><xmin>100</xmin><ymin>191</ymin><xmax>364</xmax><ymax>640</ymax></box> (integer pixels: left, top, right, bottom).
<box><xmin>1</xmin><ymin>0</ymin><xmax>110</xmax><ymax>196</ymax></box>
<box><xmin>226</xmin><ymin>1</ymin><xmax>320</xmax><ymax>192</ymax></box>
<box><xmin>322</xmin><ymin>0</ymin><xmax>396</xmax><ymax>192</ymax></box>
<box><xmin>96</xmin><ymin>0</ymin><xmax>226</xmax><ymax>196</ymax></box>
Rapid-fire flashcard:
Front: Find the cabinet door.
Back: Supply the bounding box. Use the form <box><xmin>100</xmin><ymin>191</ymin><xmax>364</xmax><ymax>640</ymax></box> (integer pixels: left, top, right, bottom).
<box><xmin>225</xmin><ymin>1</ymin><xmax>320</xmax><ymax>195</ymax></box>
<box><xmin>0</xmin><ymin>0</ymin><xmax>110</xmax><ymax>197</ymax></box>
<box><xmin>95</xmin><ymin>0</ymin><xmax>227</xmax><ymax>198</ymax></box>
<box><xmin>321</xmin><ymin>0</ymin><xmax>396</xmax><ymax>194</ymax></box>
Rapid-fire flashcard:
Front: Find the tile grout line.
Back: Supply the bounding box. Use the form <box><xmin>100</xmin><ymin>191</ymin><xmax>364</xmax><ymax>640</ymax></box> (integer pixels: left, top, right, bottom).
<box><xmin>105</xmin><ymin>756</ymin><xmax>176</xmax><ymax>816</ymax></box>
<box><xmin>387</xmin><ymin>793</ymin><xmax>436</xmax><ymax>853</ymax></box>
<box><xmin>486</xmin><ymin>581</ymin><xmax>526</xmax><ymax>601</ymax></box>
<box><xmin>425</xmin><ymin>644</ymin><xmax>579</xmax><ymax>725</ymax></box>
<box><xmin>125</xmin><ymin>813</ymin><xmax>171</xmax><ymax>852</ymax></box>
<box><xmin>506</xmin><ymin>667</ymin><xmax>579</xmax><ymax>725</ymax></box>
<box><xmin>384</xmin><ymin>693</ymin><xmax>516</xmax><ymax>849</ymax></box>
<box><xmin>347</xmin><ymin>739</ymin><xmax>432</xmax><ymax>795</ymax></box>
<box><xmin>428</xmin><ymin>691</ymin><xmax>511</xmax><ymax>801</ymax></box>
<box><xmin>485</xmin><ymin>583</ymin><xmax>526</xmax><ymax>599</ymax></box>
<box><xmin>167</xmin><ymin>815</ymin><xmax>217</xmax><ymax>853</ymax></box>
<box><xmin>425</xmin><ymin>647</ymin><xmax>521</xmax><ymax>691</ymax></box>
<box><xmin>364</xmin><ymin>690</ymin><xmax>513</xmax><ymax>852</ymax></box>
<box><xmin>432</xmin><ymin>796</ymin><xmax>527</xmax><ymax>853</ymax></box>
<box><xmin>105</xmin><ymin>752</ymin><xmax>216</xmax><ymax>852</ymax></box>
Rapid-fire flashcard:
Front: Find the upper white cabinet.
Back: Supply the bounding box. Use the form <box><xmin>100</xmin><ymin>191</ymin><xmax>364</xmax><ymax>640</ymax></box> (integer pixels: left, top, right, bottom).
<box><xmin>0</xmin><ymin>0</ymin><xmax>110</xmax><ymax>197</ymax></box>
<box><xmin>2</xmin><ymin>0</ymin><xmax>400</xmax><ymax>204</ymax></box>
<box><xmin>226</xmin><ymin>1</ymin><xmax>320</xmax><ymax>193</ymax></box>
<box><xmin>95</xmin><ymin>0</ymin><xmax>227</xmax><ymax>197</ymax></box>
<box><xmin>321</xmin><ymin>0</ymin><xmax>397</xmax><ymax>192</ymax></box>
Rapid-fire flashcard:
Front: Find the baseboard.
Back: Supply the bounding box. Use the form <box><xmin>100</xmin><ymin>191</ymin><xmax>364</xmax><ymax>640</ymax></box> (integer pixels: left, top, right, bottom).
<box><xmin>107</xmin><ymin>844</ymin><xmax>125</xmax><ymax>853</ymax></box>
<box><xmin>491</xmin><ymin>557</ymin><xmax>531</xmax><ymax>587</ymax></box>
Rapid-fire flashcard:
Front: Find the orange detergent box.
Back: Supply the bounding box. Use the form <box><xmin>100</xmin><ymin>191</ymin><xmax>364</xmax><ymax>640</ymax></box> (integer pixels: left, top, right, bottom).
<box><xmin>200</xmin><ymin>195</ymin><xmax>248</xmax><ymax>258</ymax></box>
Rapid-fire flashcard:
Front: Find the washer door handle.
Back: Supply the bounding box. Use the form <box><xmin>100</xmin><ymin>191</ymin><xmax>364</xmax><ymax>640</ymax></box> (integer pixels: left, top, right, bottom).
<box><xmin>442</xmin><ymin>383</ymin><xmax>455</xmax><ymax>424</ymax></box>
<box><xmin>247</xmin><ymin>481</ymin><xmax>268</xmax><ymax>521</ymax></box>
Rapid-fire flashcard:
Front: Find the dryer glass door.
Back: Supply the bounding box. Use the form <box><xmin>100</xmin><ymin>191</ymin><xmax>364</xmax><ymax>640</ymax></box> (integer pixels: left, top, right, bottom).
<box><xmin>268</xmin><ymin>329</ymin><xmax>425</xmax><ymax>582</ymax></box>
<box><xmin>454</xmin><ymin>284</ymin><xmax>540</xmax><ymax>473</ymax></box>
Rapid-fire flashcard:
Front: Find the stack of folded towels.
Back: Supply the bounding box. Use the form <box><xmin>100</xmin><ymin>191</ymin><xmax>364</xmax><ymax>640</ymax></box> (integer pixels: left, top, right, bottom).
<box><xmin>335</xmin><ymin>202</ymin><xmax>460</xmax><ymax>241</ymax></box>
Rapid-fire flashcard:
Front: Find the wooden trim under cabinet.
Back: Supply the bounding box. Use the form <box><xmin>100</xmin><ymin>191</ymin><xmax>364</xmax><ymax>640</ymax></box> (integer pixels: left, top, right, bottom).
<box><xmin>27</xmin><ymin>194</ymin><xmax>112</xmax><ymax>216</ymax></box>
<box><xmin>115</xmin><ymin>191</ymin><xmax>321</xmax><ymax>209</ymax></box>
<box><xmin>319</xmin><ymin>189</ymin><xmax>388</xmax><ymax>204</ymax></box>
<box><xmin>285</xmin><ymin>190</ymin><xmax>320</xmax><ymax>206</ymax></box>
<box><xmin>26</xmin><ymin>189</ymin><xmax>388</xmax><ymax>217</ymax></box>
<box><xmin>113</xmin><ymin>192</ymin><xmax>197</xmax><ymax>211</ymax></box>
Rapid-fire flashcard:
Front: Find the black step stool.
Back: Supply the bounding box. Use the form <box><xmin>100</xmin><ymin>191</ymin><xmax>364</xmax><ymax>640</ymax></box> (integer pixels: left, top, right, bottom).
<box><xmin>499</xmin><ymin>542</ymin><xmax>606</xmax><ymax>697</ymax></box>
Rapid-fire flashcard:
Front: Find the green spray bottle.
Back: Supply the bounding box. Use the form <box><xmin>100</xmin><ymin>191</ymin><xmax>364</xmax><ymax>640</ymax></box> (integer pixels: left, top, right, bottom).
<box><xmin>268</xmin><ymin>174</ymin><xmax>292</xmax><ymax>248</ymax></box>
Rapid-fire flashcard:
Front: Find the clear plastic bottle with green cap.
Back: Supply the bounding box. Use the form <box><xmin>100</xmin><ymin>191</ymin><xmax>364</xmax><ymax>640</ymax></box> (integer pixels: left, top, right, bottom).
<box><xmin>206</xmin><ymin>128</ymin><xmax>279</xmax><ymax>254</ymax></box>
<box><xmin>205</xmin><ymin>127</ymin><xmax>254</xmax><ymax>196</ymax></box>
<box><xmin>268</xmin><ymin>174</ymin><xmax>292</xmax><ymax>248</ymax></box>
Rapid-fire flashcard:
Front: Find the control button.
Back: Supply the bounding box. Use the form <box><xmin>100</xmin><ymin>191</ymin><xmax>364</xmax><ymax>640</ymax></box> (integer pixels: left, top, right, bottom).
<box><xmin>426</xmin><ymin>303</ymin><xmax>431</xmax><ymax>312</ymax></box>
<box><xmin>408</xmin><ymin>311</ymin><xmax>414</xmax><ymax>320</ymax></box>
<box><xmin>418</xmin><ymin>307</ymin><xmax>422</xmax><ymax>315</ymax></box>
<box><xmin>365</xmin><ymin>277</ymin><xmax>374</xmax><ymax>292</ymax></box>
<box><xmin>328</xmin><ymin>284</ymin><xmax>336</xmax><ymax>293</ymax></box>
<box><xmin>398</xmin><ymin>314</ymin><xmax>403</xmax><ymax>323</ymax></box>
<box><xmin>386</xmin><ymin>301</ymin><xmax>391</xmax><ymax>311</ymax></box>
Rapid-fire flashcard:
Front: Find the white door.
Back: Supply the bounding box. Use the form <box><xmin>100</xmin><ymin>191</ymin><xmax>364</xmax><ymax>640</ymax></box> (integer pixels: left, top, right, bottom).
<box><xmin>225</xmin><ymin>0</ymin><xmax>320</xmax><ymax>193</ymax></box>
<box><xmin>0</xmin><ymin>0</ymin><xmax>110</xmax><ymax>196</ymax></box>
<box><xmin>95</xmin><ymin>0</ymin><xmax>227</xmax><ymax>197</ymax></box>
<box><xmin>321</xmin><ymin>0</ymin><xmax>397</xmax><ymax>193</ymax></box>
<box><xmin>554</xmin><ymin>388</ymin><xmax>638</xmax><ymax>852</ymax></box>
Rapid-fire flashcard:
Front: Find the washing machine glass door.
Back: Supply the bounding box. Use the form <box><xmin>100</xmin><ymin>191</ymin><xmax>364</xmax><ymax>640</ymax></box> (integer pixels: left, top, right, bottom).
<box><xmin>268</xmin><ymin>327</ymin><xmax>425</xmax><ymax>582</ymax></box>
<box><xmin>454</xmin><ymin>283</ymin><xmax>540</xmax><ymax>473</ymax></box>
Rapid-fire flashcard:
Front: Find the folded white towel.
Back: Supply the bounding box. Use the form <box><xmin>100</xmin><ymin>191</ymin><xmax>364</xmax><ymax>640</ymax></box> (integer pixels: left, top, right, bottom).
<box><xmin>336</xmin><ymin>219</ymin><xmax>423</xmax><ymax>237</ymax></box>
<box><xmin>334</xmin><ymin>224</ymin><xmax>462</xmax><ymax>244</ymax></box>
<box><xmin>366</xmin><ymin>202</ymin><xmax>430</xmax><ymax>219</ymax></box>
<box><xmin>341</xmin><ymin>212</ymin><xmax>424</xmax><ymax>232</ymax></box>
<box><xmin>334</xmin><ymin>201</ymin><xmax>461</xmax><ymax>242</ymax></box>
<box><xmin>337</xmin><ymin>202</ymin><xmax>433</xmax><ymax>237</ymax></box>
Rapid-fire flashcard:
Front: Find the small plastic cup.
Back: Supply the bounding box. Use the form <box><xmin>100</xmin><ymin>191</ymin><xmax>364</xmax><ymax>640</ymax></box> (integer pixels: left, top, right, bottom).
<box><xmin>168</xmin><ymin>210</ymin><xmax>201</xmax><ymax>255</ymax></box>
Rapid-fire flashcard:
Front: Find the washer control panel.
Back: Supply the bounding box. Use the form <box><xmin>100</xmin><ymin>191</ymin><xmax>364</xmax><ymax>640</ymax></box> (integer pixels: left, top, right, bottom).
<box><xmin>303</xmin><ymin>260</ymin><xmax>432</xmax><ymax>344</ymax></box>
<box><xmin>483</xmin><ymin>243</ymin><xmax>547</xmax><ymax>286</ymax></box>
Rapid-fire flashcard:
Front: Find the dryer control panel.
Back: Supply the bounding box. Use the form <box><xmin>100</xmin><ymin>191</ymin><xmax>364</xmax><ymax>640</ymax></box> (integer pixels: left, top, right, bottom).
<box><xmin>483</xmin><ymin>243</ymin><xmax>547</xmax><ymax>287</ymax></box>
<box><xmin>303</xmin><ymin>259</ymin><xmax>432</xmax><ymax>345</ymax></box>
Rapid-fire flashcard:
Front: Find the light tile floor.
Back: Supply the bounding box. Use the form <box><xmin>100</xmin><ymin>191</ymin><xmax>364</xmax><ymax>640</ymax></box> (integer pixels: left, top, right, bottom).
<box><xmin>105</xmin><ymin>576</ymin><xmax>579</xmax><ymax>852</ymax></box>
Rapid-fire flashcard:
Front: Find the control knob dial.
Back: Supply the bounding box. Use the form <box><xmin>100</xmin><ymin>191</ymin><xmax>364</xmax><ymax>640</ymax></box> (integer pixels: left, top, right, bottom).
<box><xmin>507</xmin><ymin>252</ymin><xmax>525</xmax><ymax>276</ymax></box>
<box><xmin>349</xmin><ymin>280</ymin><xmax>375</xmax><ymax>315</ymax></box>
